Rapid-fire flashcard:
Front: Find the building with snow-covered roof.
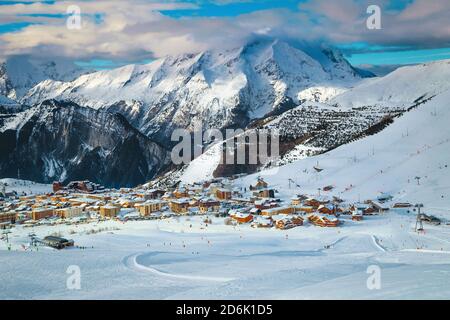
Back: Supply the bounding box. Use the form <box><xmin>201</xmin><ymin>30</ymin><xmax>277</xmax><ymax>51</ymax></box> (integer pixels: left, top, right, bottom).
<box><xmin>291</xmin><ymin>196</ymin><xmax>301</xmax><ymax>206</ymax></box>
<box><xmin>252</xmin><ymin>188</ymin><xmax>275</xmax><ymax>198</ymax></box>
<box><xmin>250</xmin><ymin>177</ymin><xmax>268</xmax><ymax>191</ymax></box>
<box><xmin>261</xmin><ymin>206</ymin><xmax>295</xmax><ymax>217</ymax></box>
<box><xmin>369</xmin><ymin>200</ymin><xmax>390</xmax><ymax>213</ymax></box>
<box><xmin>31</xmin><ymin>208</ymin><xmax>54</xmax><ymax>220</ymax></box>
<box><xmin>308</xmin><ymin>213</ymin><xmax>339</xmax><ymax>227</ymax></box>
<box><xmin>99</xmin><ymin>205</ymin><xmax>120</xmax><ymax>218</ymax></box>
<box><xmin>199</xmin><ymin>198</ymin><xmax>220</xmax><ymax>214</ymax></box>
<box><xmin>377</xmin><ymin>192</ymin><xmax>393</xmax><ymax>203</ymax></box>
<box><xmin>272</xmin><ymin>215</ymin><xmax>303</xmax><ymax>230</ymax></box>
<box><xmin>0</xmin><ymin>211</ymin><xmax>16</xmax><ymax>224</ymax></box>
<box><xmin>351</xmin><ymin>210</ymin><xmax>363</xmax><ymax>221</ymax></box>
<box><xmin>55</xmin><ymin>206</ymin><xmax>84</xmax><ymax>219</ymax></box>
<box><xmin>169</xmin><ymin>198</ymin><xmax>190</xmax><ymax>214</ymax></box>
<box><xmin>251</xmin><ymin>216</ymin><xmax>273</xmax><ymax>228</ymax></box>
<box><xmin>135</xmin><ymin>200</ymin><xmax>166</xmax><ymax>216</ymax></box>
<box><xmin>215</xmin><ymin>188</ymin><xmax>232</xmax><ymax>200</ymax></box>
<box><xmin>231</xmin><ymin>212</ymin><xmax>253</xmax><ymax>224</ymax></box>
<box><xmin>118</xmin><ymin>209</ymin><xmax>141</xmax><ymax>221</ymax></box>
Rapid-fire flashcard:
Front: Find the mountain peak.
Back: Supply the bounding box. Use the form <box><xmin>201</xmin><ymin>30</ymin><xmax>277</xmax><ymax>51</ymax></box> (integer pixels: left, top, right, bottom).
<box><xmin>21</xmin><ymin>39</ymin><xmax>365</xmax><ymax>144</ymax></box>
<box><xmin>0</xmin><ymin>55</ymin><xmax>91</xmax><ymax>100</ymax></box>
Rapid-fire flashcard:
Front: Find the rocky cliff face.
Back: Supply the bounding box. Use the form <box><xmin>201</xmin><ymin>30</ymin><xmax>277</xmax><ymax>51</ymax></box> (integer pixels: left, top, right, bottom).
<box><xmin>0</xmin><ymin>100</ymin><xmax>170</xmax><ymax>187</ymax></box>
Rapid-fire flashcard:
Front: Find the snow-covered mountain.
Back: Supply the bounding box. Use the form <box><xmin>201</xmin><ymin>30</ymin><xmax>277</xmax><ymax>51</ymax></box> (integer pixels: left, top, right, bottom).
<box><xmin>0</xmin><ymin>55</ymin><xmax>89</xmax><ymax>101</ymax></box>
<box><xmin>331</xmin><ymin>60</ymin><xmax>450</xmax><ymax>109</ymax></box>
<box><xmin>22</xmin><ymin>40</ymin><xmax>366</xmax><ymax>144</ymax></box>
<box><xmin>178</xmin><ymin>59</ymin><xmax>450</xmax><ymax>184</ymax></box>
<box><xmin>5</xmin><ymin>42</ymin><xmax>450</xmax><ymax>189</ymax></box>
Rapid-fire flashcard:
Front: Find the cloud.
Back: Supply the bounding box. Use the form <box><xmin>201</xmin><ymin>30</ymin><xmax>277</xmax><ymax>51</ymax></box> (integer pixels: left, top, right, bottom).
<box><xmin>398</xmin><ymin>0</ymin><xmax>450</xmax><ymax>20</ymax></box>
<box><xmin>299</xmin><ymin>0</ymin><xmax>450</xmax><ymax>51</ymax></box>
<box><xmin>0</xmin><ymin>0</ymin><xmax>449</xmax><ymax>62</ymax></box>
<box><xmin>301</xmin><ymin>0</ymin><xmax>363</xmax><ymax>23</ymax></box>
<box><xmin>0</xmin><ymin>0</ymin><xmax>296</xmax><ymax>60</ymax></box>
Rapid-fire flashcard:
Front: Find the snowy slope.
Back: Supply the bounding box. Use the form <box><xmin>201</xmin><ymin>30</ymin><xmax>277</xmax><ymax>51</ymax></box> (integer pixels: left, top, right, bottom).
<box><xmin>178</xmin><ymin>60</ymin><xmax>450</xmax><ymax>187</ymax></box>
<box><xmin>0</xmin><ymin>178</ymin><xmax>52</xmax><ymax>195</ymax></box>
<box><xmin>22</xmin><ymin>40</ymin><xmax>363</xmax><ymax>142</ymax></box>
<box><xmin>332</xmin><ymin>60</ymin><xmax>450</xmax><ymax>109</ymax></box>
<box><xmin>2</xmin><ymin>213</ymin><xmax>450</xmax><ymax>299</ymax></box>
<box><xmin>180</xmin><ymin>142</ymin><xmax>223</xmax><ymax>184</ymax></box>
<box><xmin>240</xmin><ymin>87</ymin><xmax>450</xmax><ymax>217</ymax></box>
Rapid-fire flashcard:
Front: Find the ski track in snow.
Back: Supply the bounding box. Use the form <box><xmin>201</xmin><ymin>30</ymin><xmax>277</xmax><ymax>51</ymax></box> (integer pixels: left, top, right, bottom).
<box><xmin>123</xmin><ymin>252</ymin><xmax>235</xmax><ymax>282</ymax></box>
<box><xmin>371</xmin><ymin>235</ymin><xmax>388</xmax><ymax>252</ymax></box>
<box><xmin>322</xmin><ymin>236</ymin><xmax>347</xmax><ymax>250</ymax></box>
<box><xmin>401</xmin><ymin>249</ymin><xmax>450</xmax><ymax>255</ymax></box>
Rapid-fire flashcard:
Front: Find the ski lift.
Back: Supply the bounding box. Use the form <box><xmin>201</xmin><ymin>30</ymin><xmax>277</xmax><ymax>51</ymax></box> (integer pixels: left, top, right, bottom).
<box><xmin>414</xmin><ymin>204</ymin><xmax>424</xmax><ymax>232</ymax></box>
<box><xmin>288</xmin><ymin>179</ymin><xmax>301</xmax><ymax>189</ymax></box>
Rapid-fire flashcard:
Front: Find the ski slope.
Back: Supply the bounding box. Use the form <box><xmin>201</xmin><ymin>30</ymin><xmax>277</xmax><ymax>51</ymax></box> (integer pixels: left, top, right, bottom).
<box><xmin>239</xmin><ymin>83</ymin><xmax>450</xmax><ymax>219</ymax></box>
<box><xmin>1</xmin><ymin>213</ymin><xmax>450</xmax><ymax>299</ymax></box>
<box><xmin>0</xmin><ymin>178</ymin><xmax>52</xmax><ymax>195</ymax></box>
<box><xmin>332</xmin><ymin>60</ymin><xmax>450</xmax><ymax>109</ymax></box>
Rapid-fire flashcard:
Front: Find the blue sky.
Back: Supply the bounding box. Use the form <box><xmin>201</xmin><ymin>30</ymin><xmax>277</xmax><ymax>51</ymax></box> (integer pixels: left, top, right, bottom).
<box><xmin>160</xmin><ymin>0</ymin><xmax>302</xmax><ymax>18</ymax></box>
<box><xmin>347</xmin><ymin>46</ymin><xmax>450</xmax><ymax>66</ymax></box>
<box><xmin>0</xmin><ymin>0</ymin><xmax>449</xmax><ymax>68</ymax></box>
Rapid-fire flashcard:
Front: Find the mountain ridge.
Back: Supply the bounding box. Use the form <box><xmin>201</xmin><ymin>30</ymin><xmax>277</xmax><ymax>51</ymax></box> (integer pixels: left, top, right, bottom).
<box><xmin>0</xmin><ymin>55</ymin><xmax>89</xmax><ymax>101</ymax></box>
<box><xmin>21</xmin><ymin>40</ymin><xmax>368</xmax><ymax>145</ymax></box>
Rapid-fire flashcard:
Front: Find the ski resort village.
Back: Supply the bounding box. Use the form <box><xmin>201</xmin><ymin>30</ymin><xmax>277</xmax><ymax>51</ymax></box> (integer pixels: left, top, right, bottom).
<box><xmin>1</xmin><ymin>134</ymin><xmax>450</xmax><ymax>300</ymax></box>
<box><xmin>1</xmin><ymin>28</ymin><xmax>450</xmax><ymax>298</ymax></box>
<box><xmin>2</xmin><ymin>57</ymin><xmax>450</xmax><ymax>298</ymax></box>
<box><xmin>0</xmin><ymin>176</ymin><xmax>412</xmax><ymax>243</ymax></box>
<box><xmin>2</xmin><ymin>56</ymin><xmax>450</xmax><ymax>299</ymax></box>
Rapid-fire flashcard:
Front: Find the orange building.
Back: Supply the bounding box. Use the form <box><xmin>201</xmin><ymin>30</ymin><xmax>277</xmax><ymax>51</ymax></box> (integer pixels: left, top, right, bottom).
<box><xmin>274</xmin><ymin>216</ymin><xmax>304</xmax><ymax>230</ymax></box>
<box><xmin>231</xmin><ymin>212</ymin><xmax>253</xmax><ymax>224</ymax></box>
<box><xmin>261</xmin><ymin>206</ymin><xmax>295</xmax><ymax>217</ymax></box>
<box><xmin>32</xmin><ymin>208</ymin><xmax>54</xmax><ymax>220</ymax></box>
<box><xmin>199</xmin><ymin>199</ymin><xmax>220</xmax><ymax>214</ymax></box>
<box><xmin>308</xmin><ymin>214</ymin><xmax>339</xmax><ymax>227</ymax></box>
<box><xmin>318</xmin><ymin>205</ymin><xmax>335</xmax><ymax>215</ymax></box>
<box><xmin>0</xmin><ymin>212</ymin><xmax>16</xmax><ymax>224</ymax></box>
<box><xmin>135</xmin><ymin>200</ymin><xmax>166</xmax><ymax>216</ymax></box>
<box><xmin>173</xmin><ymin>189</ymin><xmax>188</xmax><ymax>199</ymax></box>
<box><xmin>250</xmin><ymin>178</ymin><xmax>268</xmax><ymax>190</ymax></box>
<box><xmin>169</xmin><ymin>198</ymin><xmax>190</xmax><ymax>214</ymax></box>
<box><xmin>304</xmin><ymin>198</ymin><xmax>321</xmax><ymax>208</ymax></box>
<box><xmin>216</xmin><ymin>189</ymin><xmax>232</xmax><ymax>200</ymax></box>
